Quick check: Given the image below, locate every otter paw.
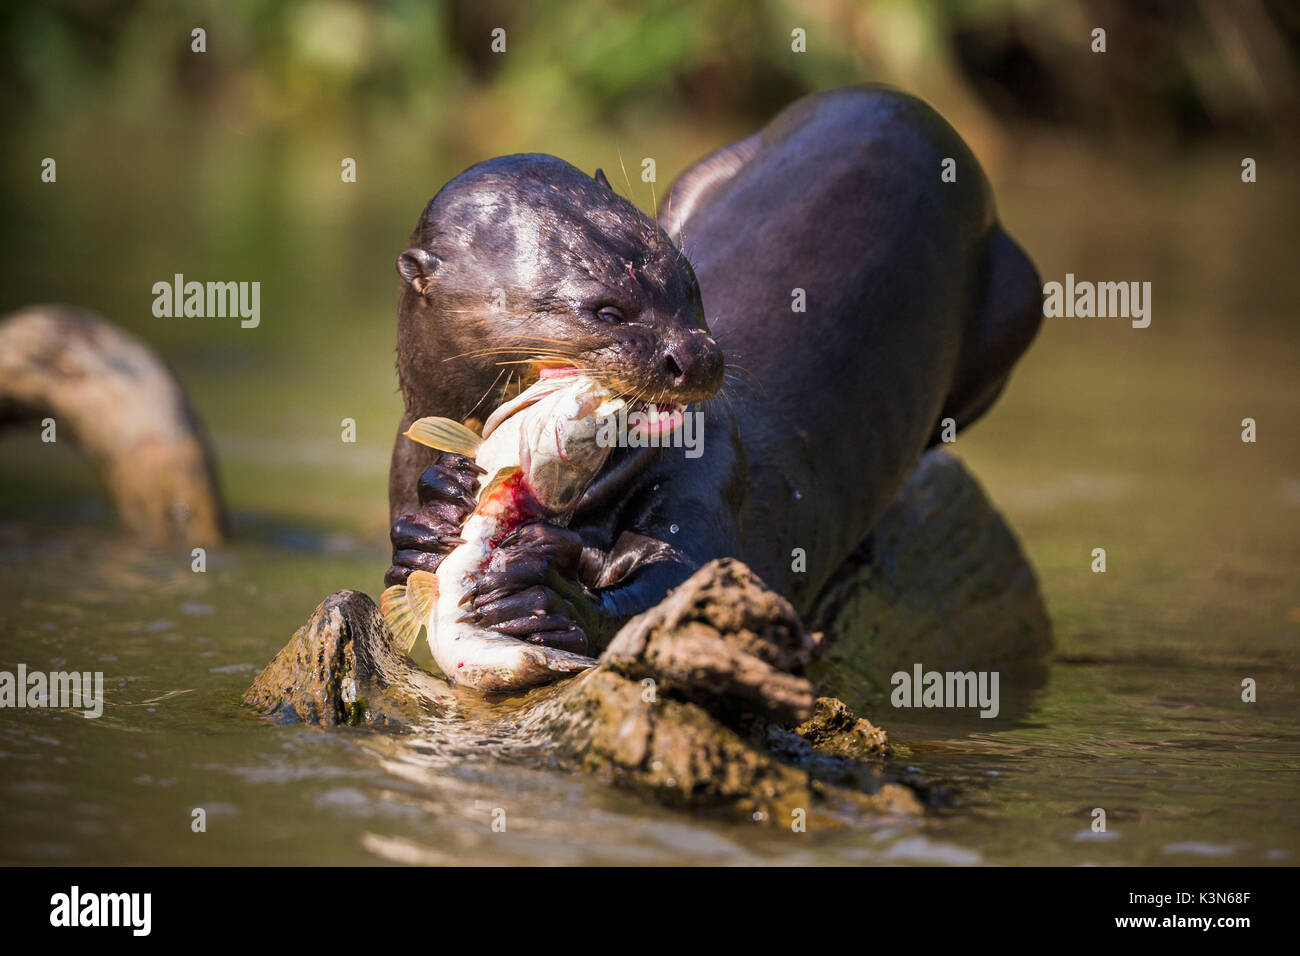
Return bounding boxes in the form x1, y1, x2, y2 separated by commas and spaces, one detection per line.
384, 454, 484, 586
460, 522, 595, 653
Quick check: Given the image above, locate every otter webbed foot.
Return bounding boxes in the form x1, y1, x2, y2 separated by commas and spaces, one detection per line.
384, 454, 485, 587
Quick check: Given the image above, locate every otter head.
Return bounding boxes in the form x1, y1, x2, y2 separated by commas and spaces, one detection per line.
397, 154, 724, 424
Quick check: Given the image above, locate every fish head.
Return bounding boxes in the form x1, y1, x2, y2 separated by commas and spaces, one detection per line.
517, 378, 624, 516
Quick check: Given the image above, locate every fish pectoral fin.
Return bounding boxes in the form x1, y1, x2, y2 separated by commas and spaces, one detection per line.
404, 417, 483, 457
480, 465, 521, 501
380, 584, 423, 653
406, 571, 440, 621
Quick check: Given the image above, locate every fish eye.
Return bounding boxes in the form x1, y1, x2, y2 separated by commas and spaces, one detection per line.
595, 306, 624, 324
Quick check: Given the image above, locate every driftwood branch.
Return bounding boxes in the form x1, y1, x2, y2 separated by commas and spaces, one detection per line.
0, 304, 223, 544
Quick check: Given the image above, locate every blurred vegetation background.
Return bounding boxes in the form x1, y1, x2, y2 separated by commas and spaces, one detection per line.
1, 0, 1297, 557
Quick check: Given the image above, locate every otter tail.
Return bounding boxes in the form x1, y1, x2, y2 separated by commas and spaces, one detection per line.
932, 226, 1044, 442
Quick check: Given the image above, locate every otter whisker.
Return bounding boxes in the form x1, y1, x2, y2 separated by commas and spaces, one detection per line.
449, 342, 582, 355
445, 351, 566, 362
616, 147, 635, 200
724, 363, 762, 389
492, 357, 580, 367
465, 366, 508, 421
721, 371, 761, 401
443, 347, 581, 363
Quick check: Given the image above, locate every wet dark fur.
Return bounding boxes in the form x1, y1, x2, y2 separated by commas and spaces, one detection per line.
393, 154, 722, 436
388, 86, 1042, 653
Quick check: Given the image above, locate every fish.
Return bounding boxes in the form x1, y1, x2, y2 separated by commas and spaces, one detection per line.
380, 372, 627, 693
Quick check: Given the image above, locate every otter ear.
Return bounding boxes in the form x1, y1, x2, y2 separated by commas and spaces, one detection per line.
397, 248, 440, 297
594, 168, 613, 191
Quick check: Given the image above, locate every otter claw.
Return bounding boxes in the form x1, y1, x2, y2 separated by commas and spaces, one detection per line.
496, 527, 524, 548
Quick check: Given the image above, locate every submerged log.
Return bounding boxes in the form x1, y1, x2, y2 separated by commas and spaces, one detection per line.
0, 305, 223, 544
242, 588, 455, 728
809, 448, 1052, 715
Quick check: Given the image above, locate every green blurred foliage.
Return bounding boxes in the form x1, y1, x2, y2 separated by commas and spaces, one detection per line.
4, 0, 1296, 145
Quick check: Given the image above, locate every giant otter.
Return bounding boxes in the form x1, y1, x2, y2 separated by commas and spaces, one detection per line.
386, 86, 1042, 659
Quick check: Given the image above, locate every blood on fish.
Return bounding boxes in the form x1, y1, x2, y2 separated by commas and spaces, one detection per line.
480, 470, 542, 548
387, 374, 610, 693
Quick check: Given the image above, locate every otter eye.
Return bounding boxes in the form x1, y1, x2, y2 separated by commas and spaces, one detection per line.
596, 306, 624, 324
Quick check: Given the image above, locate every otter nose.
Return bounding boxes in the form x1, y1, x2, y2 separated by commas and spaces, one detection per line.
662, 328, 724, 399
662, 348, 685, 385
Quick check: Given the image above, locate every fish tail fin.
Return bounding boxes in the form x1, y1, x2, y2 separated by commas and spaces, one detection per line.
404, 417, 483, 457
525, 646, 598, 675
406, 570, 440, 620
380, 584, 423, 653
